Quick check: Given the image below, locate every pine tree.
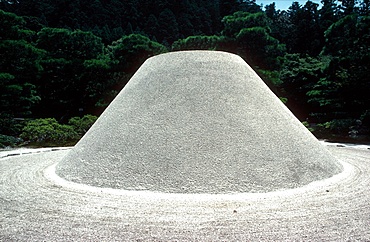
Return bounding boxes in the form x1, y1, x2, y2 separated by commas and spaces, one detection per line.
265, 3, 278, 20
338, 0, 359, 16
158, 8, 180, 44
144, 14, 159, 40
219, 0, 240, 17
319, 0, 339, 31
359, 0, 370, 15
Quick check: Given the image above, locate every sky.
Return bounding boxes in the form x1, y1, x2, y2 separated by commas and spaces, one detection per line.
255, 0, 323, 10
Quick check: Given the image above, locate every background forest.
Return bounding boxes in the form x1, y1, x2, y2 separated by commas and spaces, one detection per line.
1, 0, 369, 147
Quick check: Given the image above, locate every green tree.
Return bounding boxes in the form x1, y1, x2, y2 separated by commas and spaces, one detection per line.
0, 0, 55, 26
279, 54, 328, 120
172, 35, 233, 51
309, 14, 370, 126
192, 6, 214, 35
111, 27, 125, 42
359, 0, 370, 15
80, 57, 116, 108
0, 10, 43, 135
35, 27, 111, 117
36, 28, 104, 60
222, 11, 269, 38
0, 72, 40, 135
144, 14, 160, 40
338, 0, 359, 16
158, 8, 180, 44
0, 9, 33, 40
286, 1, 302, 53
268, 10, 292, 46
240, 0, 261, 13
109, 34, 167, 73
0, 41, 42, 115
300, 1, 321, 55
321, 14, 361, 56
319, 0, 339, 31
285, 1, 322, 55
221, 11, 285, 69
219, 0, 241, 17
236, 26, 285, 69
265, 2, 278, 21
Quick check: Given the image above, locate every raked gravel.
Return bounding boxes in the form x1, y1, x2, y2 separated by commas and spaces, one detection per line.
0, 143, 369, 241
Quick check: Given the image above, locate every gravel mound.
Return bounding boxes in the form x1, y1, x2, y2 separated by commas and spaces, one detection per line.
56, 51, 342, 193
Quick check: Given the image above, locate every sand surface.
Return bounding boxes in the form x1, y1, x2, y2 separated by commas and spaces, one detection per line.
0, 144, 369, 241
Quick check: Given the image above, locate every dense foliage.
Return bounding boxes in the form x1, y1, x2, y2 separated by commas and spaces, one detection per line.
1, 0, 369, 146
19, 115, 97, 146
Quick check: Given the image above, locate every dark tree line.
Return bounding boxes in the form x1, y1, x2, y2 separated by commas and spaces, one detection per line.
1, 0, 370, 145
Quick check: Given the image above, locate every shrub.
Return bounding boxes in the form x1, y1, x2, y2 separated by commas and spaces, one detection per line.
20, 118, 78, 144
279, 97, 288, 104
19, 115, 98, 146
68, 114, 97, 135
0, 134, 22, 148
0, 113, 25, 136
301, 121, 314, 132
317, 119, 357, 133
360, 110, 370, 127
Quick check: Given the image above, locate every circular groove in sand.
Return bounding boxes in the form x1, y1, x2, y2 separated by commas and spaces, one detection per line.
0, 144, 369, 240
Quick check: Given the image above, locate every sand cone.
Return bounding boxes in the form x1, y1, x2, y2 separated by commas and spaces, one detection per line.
56, 51, 342, 193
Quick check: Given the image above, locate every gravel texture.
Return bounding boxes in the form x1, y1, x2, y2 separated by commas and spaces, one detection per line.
56, 51, 342, 193
0, 144, 369, 241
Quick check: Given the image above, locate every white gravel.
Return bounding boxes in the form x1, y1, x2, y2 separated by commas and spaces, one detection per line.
56, 51, 342, 193
0, 144, 369, 241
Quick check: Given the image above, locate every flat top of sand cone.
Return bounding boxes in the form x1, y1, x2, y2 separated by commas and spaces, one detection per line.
56, 51, 342, 193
